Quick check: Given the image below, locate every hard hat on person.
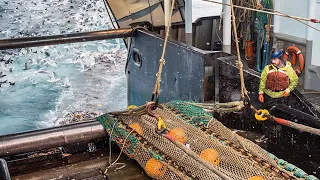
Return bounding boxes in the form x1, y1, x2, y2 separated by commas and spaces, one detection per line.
271, 49, 283, 59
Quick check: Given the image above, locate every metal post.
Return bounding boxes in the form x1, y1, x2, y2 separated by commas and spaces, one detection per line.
273, 0, 280, 34
223, 0, 231, 54
0, 121, 106, 157
0, 28, 133, 50
164, 0, 171, 34
185, 0, 193, 45
304, 0, 316, 90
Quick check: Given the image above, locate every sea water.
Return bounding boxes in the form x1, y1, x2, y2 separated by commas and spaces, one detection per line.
0, 0, 221, 135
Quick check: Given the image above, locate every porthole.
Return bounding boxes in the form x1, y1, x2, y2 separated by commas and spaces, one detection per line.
132, 49, 142, 68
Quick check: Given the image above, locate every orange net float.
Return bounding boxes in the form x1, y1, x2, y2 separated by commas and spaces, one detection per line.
167, 127, 188, 144
248, 176, 264, 180
200, 148, 220, 166
145, 158, 167, 178
129, 123, 144, 136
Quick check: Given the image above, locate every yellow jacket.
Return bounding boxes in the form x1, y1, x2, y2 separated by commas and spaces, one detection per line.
259, 62, 298, 98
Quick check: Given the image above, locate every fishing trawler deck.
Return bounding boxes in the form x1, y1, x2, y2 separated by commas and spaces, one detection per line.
300, 89, 320, 111
1, 0, 320, 179
10, 149, 150, 180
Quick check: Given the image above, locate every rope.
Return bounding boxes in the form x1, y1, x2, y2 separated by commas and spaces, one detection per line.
251, 106, 320, 137
202, 0, 320, 23
152, 0, 176, 99
104, 120, 126, 175
202, 0, 320, 33
104, 128, 135, 174
187, 101, 245, 113
274, 117, 320, 136
230, 0, 249, 100
270, 9, 320, 33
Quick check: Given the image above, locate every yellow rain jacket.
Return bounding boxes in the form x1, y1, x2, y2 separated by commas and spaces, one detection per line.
259, 61, 298, 98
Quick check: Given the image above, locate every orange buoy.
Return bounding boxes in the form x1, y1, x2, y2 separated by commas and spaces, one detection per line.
245, 40, 254, 59
283, 46, 305, 75
167, 127, 187, 144
245, 40, 255, 68
145, 158, 167, 178
200, 148, 220, 166
74, 114, 82, 118
129, 123, 143, 136
248, 176, 264, 180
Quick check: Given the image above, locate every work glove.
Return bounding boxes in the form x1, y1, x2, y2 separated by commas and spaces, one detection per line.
258, 93, 264, 103
283, 88, 290, 97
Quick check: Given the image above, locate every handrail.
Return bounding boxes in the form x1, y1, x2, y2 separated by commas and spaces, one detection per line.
0, 121, 106, 157
0, 28, 133, 50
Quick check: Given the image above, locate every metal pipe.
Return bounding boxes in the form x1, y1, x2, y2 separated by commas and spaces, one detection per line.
273, 33, 306, 46
304, 0, 316, 90
185, 0, 192, 45
0, 28, 133, 50
273, 0, 280, 34
164, 0, 171, 25
0, 121, 106, 157
222, 0, 231, 54
164, 0, 171, 33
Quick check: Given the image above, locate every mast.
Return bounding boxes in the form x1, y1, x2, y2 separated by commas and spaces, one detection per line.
164, 0, 171, 35
223, 0, 231, 54
273, 0, 280, 34
304, 0, 317, 90
185, 0, 193, 45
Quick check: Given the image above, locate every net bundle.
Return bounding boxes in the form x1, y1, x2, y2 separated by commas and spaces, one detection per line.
97, 100, 313, 180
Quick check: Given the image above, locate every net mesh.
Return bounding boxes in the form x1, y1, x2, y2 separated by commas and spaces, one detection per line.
97, 100, 310, 180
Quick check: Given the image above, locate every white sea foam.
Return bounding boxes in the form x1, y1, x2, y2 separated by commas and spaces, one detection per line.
0, 0, 222, 135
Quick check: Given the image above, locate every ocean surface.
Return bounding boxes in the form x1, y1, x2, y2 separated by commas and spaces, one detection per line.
0, 0, 221, 135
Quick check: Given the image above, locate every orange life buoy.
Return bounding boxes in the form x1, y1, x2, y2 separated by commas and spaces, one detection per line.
283, 46, 305, 75
245, 40, 254, 59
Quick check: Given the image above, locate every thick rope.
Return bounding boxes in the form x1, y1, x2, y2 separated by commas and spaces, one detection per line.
203, 0, 320, 23
271, 9, 320, 33
204, 0, 320, 32
251, 106, 320, 137
274, 117, 320, 136
187, 101, 245, 113
230, 0, 249, 100
153, 0, 176, 97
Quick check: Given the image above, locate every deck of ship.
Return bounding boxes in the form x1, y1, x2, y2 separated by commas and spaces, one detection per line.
10, 148, 150, 180
299, 88, 320, 111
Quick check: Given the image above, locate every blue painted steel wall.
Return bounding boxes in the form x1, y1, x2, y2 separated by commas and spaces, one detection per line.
127, 30, 206, 106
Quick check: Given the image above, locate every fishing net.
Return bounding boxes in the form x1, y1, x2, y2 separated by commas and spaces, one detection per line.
97, 100, 316, 180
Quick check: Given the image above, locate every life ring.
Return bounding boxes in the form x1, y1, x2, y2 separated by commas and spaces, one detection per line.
283, 46, 305, 75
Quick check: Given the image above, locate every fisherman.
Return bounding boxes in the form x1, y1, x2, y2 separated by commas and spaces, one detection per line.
258, 49, 298, 107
